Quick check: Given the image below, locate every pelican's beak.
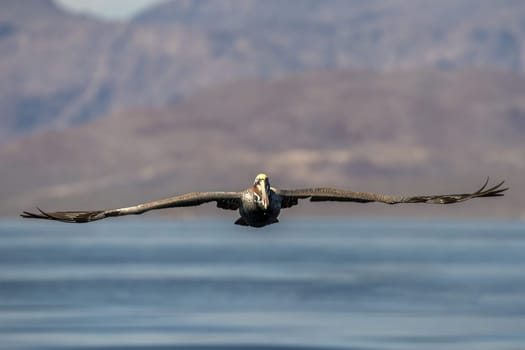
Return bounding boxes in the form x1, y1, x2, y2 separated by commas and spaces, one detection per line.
260, 181, 269, 210
254, 173, 270, 210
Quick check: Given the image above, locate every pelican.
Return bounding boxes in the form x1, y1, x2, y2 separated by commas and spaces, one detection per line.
21, 174, 507, 227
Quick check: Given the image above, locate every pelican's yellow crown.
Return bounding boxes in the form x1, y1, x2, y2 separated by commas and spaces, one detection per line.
255, 173, 268, 182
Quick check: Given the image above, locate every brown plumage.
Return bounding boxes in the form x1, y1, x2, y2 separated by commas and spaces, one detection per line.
21, 174, 507, 228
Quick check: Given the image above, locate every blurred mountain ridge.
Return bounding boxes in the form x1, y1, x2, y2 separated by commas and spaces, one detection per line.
2, 0, 525, 141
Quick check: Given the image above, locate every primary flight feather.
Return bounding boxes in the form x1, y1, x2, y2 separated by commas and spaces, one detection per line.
21, 174, 507, 227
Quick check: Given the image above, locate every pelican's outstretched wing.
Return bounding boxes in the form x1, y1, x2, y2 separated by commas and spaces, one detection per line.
275, 179, 507, 208
21, 191, 242, 223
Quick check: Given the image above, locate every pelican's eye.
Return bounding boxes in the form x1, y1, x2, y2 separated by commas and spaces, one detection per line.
254, 193, 261, 201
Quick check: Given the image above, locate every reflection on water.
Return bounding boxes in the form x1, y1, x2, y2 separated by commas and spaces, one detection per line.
0, 219, 524, 350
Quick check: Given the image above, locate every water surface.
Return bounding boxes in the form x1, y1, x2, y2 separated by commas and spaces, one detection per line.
0, 219, 524, 350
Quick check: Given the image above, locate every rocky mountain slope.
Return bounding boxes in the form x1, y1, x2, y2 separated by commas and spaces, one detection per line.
2, 0, 525, 142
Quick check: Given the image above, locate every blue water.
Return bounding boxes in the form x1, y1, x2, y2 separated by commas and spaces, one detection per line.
0, 219, 524, 350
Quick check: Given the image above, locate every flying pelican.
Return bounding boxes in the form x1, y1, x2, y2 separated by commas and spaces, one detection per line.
21, 174, 507, 227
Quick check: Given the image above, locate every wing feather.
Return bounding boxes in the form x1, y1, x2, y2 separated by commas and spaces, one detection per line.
21, 191, 242, 223
275, 179, 507, 208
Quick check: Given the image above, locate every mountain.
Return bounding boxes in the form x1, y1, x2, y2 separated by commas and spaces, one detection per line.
2, 70, 523, 219
2, 0, 525, 142
1, 0, 65, 20
135, 0, 525, 72
0, 0, 114, 141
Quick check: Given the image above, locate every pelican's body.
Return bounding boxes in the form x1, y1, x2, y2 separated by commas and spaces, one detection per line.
22, 173, 507, 228
238, 176, 281, 226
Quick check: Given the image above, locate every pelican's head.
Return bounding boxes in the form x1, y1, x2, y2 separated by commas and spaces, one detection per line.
253, 173, 270, 210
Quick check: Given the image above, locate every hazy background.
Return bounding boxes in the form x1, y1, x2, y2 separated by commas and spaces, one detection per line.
1, 0, 524, 220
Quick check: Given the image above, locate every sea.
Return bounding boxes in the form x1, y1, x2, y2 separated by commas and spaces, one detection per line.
0, 219, 524, 350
